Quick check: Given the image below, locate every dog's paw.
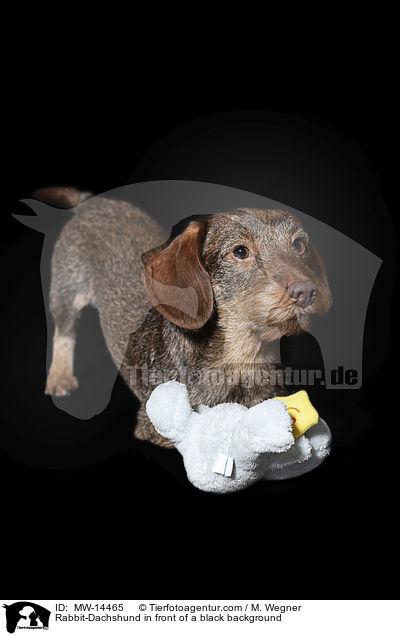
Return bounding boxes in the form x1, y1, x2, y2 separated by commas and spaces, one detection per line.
243, 399, 294, 452
45, 373, 79, 397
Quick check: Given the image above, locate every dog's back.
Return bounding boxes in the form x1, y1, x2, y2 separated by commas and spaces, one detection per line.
42, 188, 166, 397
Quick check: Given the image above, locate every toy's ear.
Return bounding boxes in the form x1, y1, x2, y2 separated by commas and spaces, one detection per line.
142, 218, 213, 329
146, 380, 192, 444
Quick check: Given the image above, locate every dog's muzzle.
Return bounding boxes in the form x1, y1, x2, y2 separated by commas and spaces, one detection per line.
287, 279, 317, 308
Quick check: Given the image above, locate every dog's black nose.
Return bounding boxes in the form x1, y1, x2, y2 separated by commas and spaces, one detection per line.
287, 280, 317, 308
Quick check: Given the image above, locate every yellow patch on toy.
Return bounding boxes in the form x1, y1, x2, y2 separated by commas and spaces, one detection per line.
273, 390, 319, 439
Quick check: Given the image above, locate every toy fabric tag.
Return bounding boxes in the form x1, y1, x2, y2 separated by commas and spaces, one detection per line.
212, 453, 234, 477
273, 390, 319, 439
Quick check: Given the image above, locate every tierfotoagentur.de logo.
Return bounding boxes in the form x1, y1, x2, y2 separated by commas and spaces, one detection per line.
2, 603, 51, 633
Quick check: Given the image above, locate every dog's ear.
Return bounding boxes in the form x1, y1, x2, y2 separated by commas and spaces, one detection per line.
142, 219, 213, 329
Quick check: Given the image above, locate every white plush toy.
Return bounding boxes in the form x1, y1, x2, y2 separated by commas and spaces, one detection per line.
146, 381, 331, 493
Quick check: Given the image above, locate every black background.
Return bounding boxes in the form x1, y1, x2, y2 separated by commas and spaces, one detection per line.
1, 75, 398, 601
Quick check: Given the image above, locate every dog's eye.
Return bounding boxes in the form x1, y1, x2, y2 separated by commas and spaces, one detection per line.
292, 238, 306, 255
232, 245, 250, 260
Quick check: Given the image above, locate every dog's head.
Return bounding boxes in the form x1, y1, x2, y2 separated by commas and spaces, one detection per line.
142, 209, 332, 340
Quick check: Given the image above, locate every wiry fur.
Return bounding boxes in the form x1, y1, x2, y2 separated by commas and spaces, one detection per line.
43, 189, 332, 448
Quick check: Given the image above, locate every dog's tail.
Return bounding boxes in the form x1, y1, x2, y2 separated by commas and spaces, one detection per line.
33, 186, 92, 209
14, 186, 92, 233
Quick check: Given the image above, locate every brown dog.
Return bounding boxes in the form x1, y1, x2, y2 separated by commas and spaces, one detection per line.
41, 187, 332, 448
